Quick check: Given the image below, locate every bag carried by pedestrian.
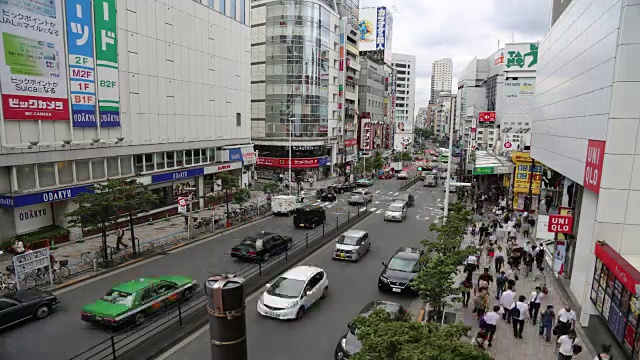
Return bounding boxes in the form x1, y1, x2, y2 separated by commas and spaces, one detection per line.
510, 306, 520, 319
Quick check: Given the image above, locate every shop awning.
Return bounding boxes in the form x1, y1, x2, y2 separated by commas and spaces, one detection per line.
596, 242, 640, 294
472, 151, 514, 175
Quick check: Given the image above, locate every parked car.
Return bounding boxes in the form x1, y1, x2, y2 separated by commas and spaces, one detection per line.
355, 178, 374, 187
394, 193, 415, 207
257, 266, 328, 320
332, 230, 371, 262
334, 300, 407, 359
348, 189, 373, 205
0, 289, 59, 330
321, 190, 337, 202
396, 171, 408, 180
378, 247, 423, 295
294, 205, 326, 228
383, 202, 408, 222
423, 174, 438, 187
81, 276, 197, 329
230, 231, 293, 262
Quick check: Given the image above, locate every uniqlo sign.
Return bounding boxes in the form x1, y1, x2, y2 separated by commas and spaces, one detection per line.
584, 140, 606, 194
548, 215, 574, 233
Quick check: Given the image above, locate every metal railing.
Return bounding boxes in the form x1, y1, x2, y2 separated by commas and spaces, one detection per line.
69, 205, 372, 360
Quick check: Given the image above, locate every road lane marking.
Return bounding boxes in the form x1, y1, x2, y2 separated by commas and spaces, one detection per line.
322, 202, 331, 207
312, 201, 321, 205
388, 192, 393, 195
376, 190, 381, 194
360, 207, 367, 212
393, 192, 399, 196
369, 207, 376, 212
376, 209, 383, 214
325, 204, 334, 208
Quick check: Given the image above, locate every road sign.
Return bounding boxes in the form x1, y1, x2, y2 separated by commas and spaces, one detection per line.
178, 197, 188, 214
504, 141, 512, 149
13, 248, 52, 290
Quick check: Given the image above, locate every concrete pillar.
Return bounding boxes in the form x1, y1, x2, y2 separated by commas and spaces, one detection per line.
198, 175, 205, 209
206, 274, 247, 360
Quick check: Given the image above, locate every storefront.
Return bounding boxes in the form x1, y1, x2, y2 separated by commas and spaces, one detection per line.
511, 151, 542, 212
471, 150, 514, 196
256, 156, 332, 179
591, 242, 640, 359
223, 145, 256, 187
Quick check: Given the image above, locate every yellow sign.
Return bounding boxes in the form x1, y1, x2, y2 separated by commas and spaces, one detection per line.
511, 151, 534, 163
503, 174, 511, 187
514, 160, 542, 194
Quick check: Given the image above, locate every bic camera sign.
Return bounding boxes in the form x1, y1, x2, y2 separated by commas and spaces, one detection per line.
505, 43, 538, 70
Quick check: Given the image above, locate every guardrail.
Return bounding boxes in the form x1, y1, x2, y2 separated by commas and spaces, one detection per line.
68, 205, 373, 360
399, 176, 422, 191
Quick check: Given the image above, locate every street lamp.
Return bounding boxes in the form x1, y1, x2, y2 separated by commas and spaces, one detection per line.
443, 111, 455, 219
288, 118, 294, 196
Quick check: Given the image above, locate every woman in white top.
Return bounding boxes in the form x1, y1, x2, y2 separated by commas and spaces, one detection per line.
557, 305, 577, 336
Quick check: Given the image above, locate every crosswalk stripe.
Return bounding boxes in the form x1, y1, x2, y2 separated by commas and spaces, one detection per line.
376, 209, 383, 214
312, 201, 321, 205
369, 207, 377, 212
388, 192, 393, 195
325, 203, 334, 208
322, 202, 330, 207
360, 207, 367, 212
393, 192, 399, 196
376, 190, 381, 194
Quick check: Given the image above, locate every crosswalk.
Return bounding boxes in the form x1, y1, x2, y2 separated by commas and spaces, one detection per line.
308, 200, 386, 214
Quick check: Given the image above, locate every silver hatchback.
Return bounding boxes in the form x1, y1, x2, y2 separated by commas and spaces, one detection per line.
332, 230, 371, 262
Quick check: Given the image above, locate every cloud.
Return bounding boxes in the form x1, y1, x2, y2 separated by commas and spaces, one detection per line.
360, 0, 552, 115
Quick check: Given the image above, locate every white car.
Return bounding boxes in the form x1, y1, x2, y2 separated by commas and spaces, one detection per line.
396, 171, 408, 180
348, 189, 373, 205
257, 266, 328, 320
384, 202, 408, 222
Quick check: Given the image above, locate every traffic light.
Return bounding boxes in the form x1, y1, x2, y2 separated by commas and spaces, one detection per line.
417, 167, 423, 171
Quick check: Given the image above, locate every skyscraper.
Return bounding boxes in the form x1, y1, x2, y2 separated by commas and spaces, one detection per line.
392, 53, 416, 150
430, 58, 453, 103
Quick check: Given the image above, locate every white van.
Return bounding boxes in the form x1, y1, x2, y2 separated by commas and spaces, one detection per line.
271, 195, 302, 216
423, 174, 437, 187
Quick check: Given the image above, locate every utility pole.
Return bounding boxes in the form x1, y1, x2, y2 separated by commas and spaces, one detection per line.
207, 274, 247, 360
443, 114, 455, 219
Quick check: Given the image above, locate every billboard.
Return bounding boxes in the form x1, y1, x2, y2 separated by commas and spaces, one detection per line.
94, 0, 120, 127
0, 0, 70, 121
504, 78, 535, 99
372, 123, 383, 149
494, 50, 505, 66
358, 7, 388, 52
360, 118, 372, 150
479, 111, 496, 123
67, 0, 98, 127
396, 121, 413, 134
504, 42, 539, 72
394, 134, 413, 151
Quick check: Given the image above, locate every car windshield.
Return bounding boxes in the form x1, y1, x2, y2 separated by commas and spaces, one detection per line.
351, 192, 363, 197
387, 205, 403, 212
241, 237, 257, 246
338, 235, 360, 246
102, 290, 135, 307
387, 258, 420, 273
266, 277, 305, 299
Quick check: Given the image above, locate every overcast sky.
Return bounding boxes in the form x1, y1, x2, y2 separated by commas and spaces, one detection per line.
359, 0, 553, 114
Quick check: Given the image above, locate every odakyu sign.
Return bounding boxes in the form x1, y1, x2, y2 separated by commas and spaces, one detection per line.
0, 185, 94, 208
13, 203, 54, 235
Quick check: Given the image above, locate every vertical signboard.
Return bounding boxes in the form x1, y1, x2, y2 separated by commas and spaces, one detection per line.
584, 139, 606, 194
93, 0, 120, 127
66, 0, 97, 127
376, 7, 386, 51
0, 0, 70, 121
360, 118, 372, 150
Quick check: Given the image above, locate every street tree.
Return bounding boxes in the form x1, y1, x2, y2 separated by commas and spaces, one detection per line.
111, 179, 157, 256
205, 172, 239, 228
262, 181, 281, 195
370, 151, 385, 174
351, 308, 492, 360
233, 187, 252, 205
66, 183, 121, 263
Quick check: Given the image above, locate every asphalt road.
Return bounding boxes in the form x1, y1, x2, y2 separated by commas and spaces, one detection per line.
0, 179, 407, 360
160, 179, 453, 360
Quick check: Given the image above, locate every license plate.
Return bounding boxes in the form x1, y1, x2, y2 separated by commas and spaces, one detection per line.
340, 253, 346, 259
265, 310, 274, 317
299, 224, 304, 227
392, 288, 401, 293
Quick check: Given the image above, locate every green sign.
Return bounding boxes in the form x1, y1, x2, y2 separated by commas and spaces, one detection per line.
473, 167, 495, 175
94, 0, 120, 127
506, 43, 538, 69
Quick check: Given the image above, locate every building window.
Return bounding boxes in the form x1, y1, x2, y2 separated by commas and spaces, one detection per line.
16, 165, 36, 191
208, 0, 214, 8
236, 113, 241, 127
185, 150, 193, 166
166, 152, 175, 168
38, 163, 56, 188
107, 157, 120, 177
155, 153, 166, 170
231, 0, 236, 18
240, 0, 245, 24
91, 158, 106, 180
134, 155, 144, 174
176, 151, 184, 167
219, 0, 225, 15
120, 156, 133, 175
57, 161, 74, 185
193, 149, 202, 164
145, 154, 154, 172
76, 159, 91, 182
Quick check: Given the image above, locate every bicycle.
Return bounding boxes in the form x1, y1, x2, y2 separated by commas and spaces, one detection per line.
0, 272, 17, 293
81, 245, 115, 264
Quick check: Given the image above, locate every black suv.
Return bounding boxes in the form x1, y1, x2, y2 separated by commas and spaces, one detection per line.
378, 247, 423, 295
230, 231, 293, 262
394, 193, 415, 207
334, 301, 407, 359
293, 205, 326, 228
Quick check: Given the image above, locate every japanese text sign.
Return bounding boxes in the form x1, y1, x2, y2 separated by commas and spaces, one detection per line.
0, 0, 70, 121
66, 0, 97, 127
548, 214, 574, 233
584, 140, 606, 194
478, 111, 496, 123
376, 7, 386, 50
93, 0, 120, 127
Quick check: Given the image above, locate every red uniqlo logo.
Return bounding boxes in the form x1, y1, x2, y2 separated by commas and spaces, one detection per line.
584, 139, 606, 194
548, 215, 574, 233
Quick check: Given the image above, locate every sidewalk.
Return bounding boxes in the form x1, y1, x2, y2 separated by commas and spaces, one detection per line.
0, 191, 268, 274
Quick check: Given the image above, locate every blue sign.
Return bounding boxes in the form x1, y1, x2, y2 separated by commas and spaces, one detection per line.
228, 148, 244, 164
376, 7, 386, 51
66, 0, 98, 128
0, 185, 94, 208
151, 168, 205, 184
319, 157, 331, 166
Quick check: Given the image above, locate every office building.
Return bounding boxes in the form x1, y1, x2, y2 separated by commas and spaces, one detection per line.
392, 53, 416, 150
0, 0, 252, 238
430, 58, 453, 104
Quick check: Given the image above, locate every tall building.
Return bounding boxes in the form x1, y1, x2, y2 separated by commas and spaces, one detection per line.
250, 0, 341, 178
415, 107, 429, 128
0, 0, 252, 238
392, 53, 416, 150
531, 1, 640, 358
551, 0, 573, 26
430, 58, 453, 104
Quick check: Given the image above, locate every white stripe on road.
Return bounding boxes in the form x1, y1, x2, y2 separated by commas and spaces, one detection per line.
369, 207, 377, 212
312, 201, 322, 205
325, 203, 334, 208
360, 207, 367, 212
376, 190, 381, 194
374, 201, 380, 204
321, 202, 331, 207
376, 209, 383, 214
393, 192, 399, 196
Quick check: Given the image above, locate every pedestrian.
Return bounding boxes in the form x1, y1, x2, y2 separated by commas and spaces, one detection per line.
594, 344, 613, 359
522, 221, 531, 239
477, 268, 494, 292
473, 288, 489, 318
481, 305, 501, 347
13, 239, 25, 255
539, 304, 556, 342
557, 330, 578, 360
511, 295, 529, 339
460, 274, 473, 308
496, 271, 507, 300
471, 330, 488, 349
115, 227, 128, 250
500, 285, 517, 324
535, 244, 545, 271
529, 286, 545, 325
545, 193, 553, 213
556, 305, 577, 337
495, 246, 505, 273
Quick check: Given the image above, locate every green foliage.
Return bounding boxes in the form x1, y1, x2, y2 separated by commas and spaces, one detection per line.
110, 178, 157, 255
392, 151, 413, 162
351, 308, 492, 360
262, 181, 281, 195
415, 127, 434, 140
370, 151, 385, 172
233, 187, 252, 204
1, 225, 70, 251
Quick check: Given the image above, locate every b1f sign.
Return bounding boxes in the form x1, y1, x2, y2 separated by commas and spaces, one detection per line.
548, 214, 574, 234
584, 140, 606, 194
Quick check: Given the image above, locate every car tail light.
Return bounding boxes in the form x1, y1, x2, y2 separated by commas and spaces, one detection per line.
104, 318, 118, 324
247, 251, 257, 256
231, 249, 239, 252
81, 312, 91, 317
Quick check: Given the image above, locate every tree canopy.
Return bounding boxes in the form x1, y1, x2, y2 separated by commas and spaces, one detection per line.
110, 179, 157, 255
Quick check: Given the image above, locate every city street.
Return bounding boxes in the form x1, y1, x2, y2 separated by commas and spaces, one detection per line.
0, 178, 416, 360
158, 179, 449, 360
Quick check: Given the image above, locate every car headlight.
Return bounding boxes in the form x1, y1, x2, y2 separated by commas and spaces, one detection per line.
259, 293, 265, 304
340, 337, 347, 349
285, 300, 299, 309
379, 275, 389, 283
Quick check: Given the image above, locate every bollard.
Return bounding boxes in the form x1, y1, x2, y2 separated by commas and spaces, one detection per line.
258, 262, 262, 277
110, 336, 117, 360
322, 224, 325, 238
347, 210, 350, 223
93, 259, 98, 272
336, 216, 339, 229
206, 274, 247, 360
305, 233, 309, 248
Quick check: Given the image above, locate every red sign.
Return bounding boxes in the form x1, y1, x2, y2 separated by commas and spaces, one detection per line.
217, 165, 231, 171
584, 139, 606, 194
256, 157, 326, 168
344, 138, 357, 146
548, 215, 574, 233
478, 112, 496, 123
595, 242, 640, 294
3, 94, 70, 121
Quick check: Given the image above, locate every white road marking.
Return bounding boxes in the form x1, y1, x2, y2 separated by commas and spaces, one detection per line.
393, 192, 399, 196
322, 202, 331, 207
437, 198, 441, 202
376, 190, 381, 194
360, 207, 367, 212
325, 203, 334, 208
388, 192, 393, 195
374, 201, 381, 204
376, 209, 384, 214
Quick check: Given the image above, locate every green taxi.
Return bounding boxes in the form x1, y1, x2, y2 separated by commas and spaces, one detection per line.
81, 276, 197, 328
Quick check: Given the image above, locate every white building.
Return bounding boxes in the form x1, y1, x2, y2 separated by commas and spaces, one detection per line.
392, 53, 416, 150
531, 0, 640, 357
0, 0, 252, 238
430, 58, 453, 104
